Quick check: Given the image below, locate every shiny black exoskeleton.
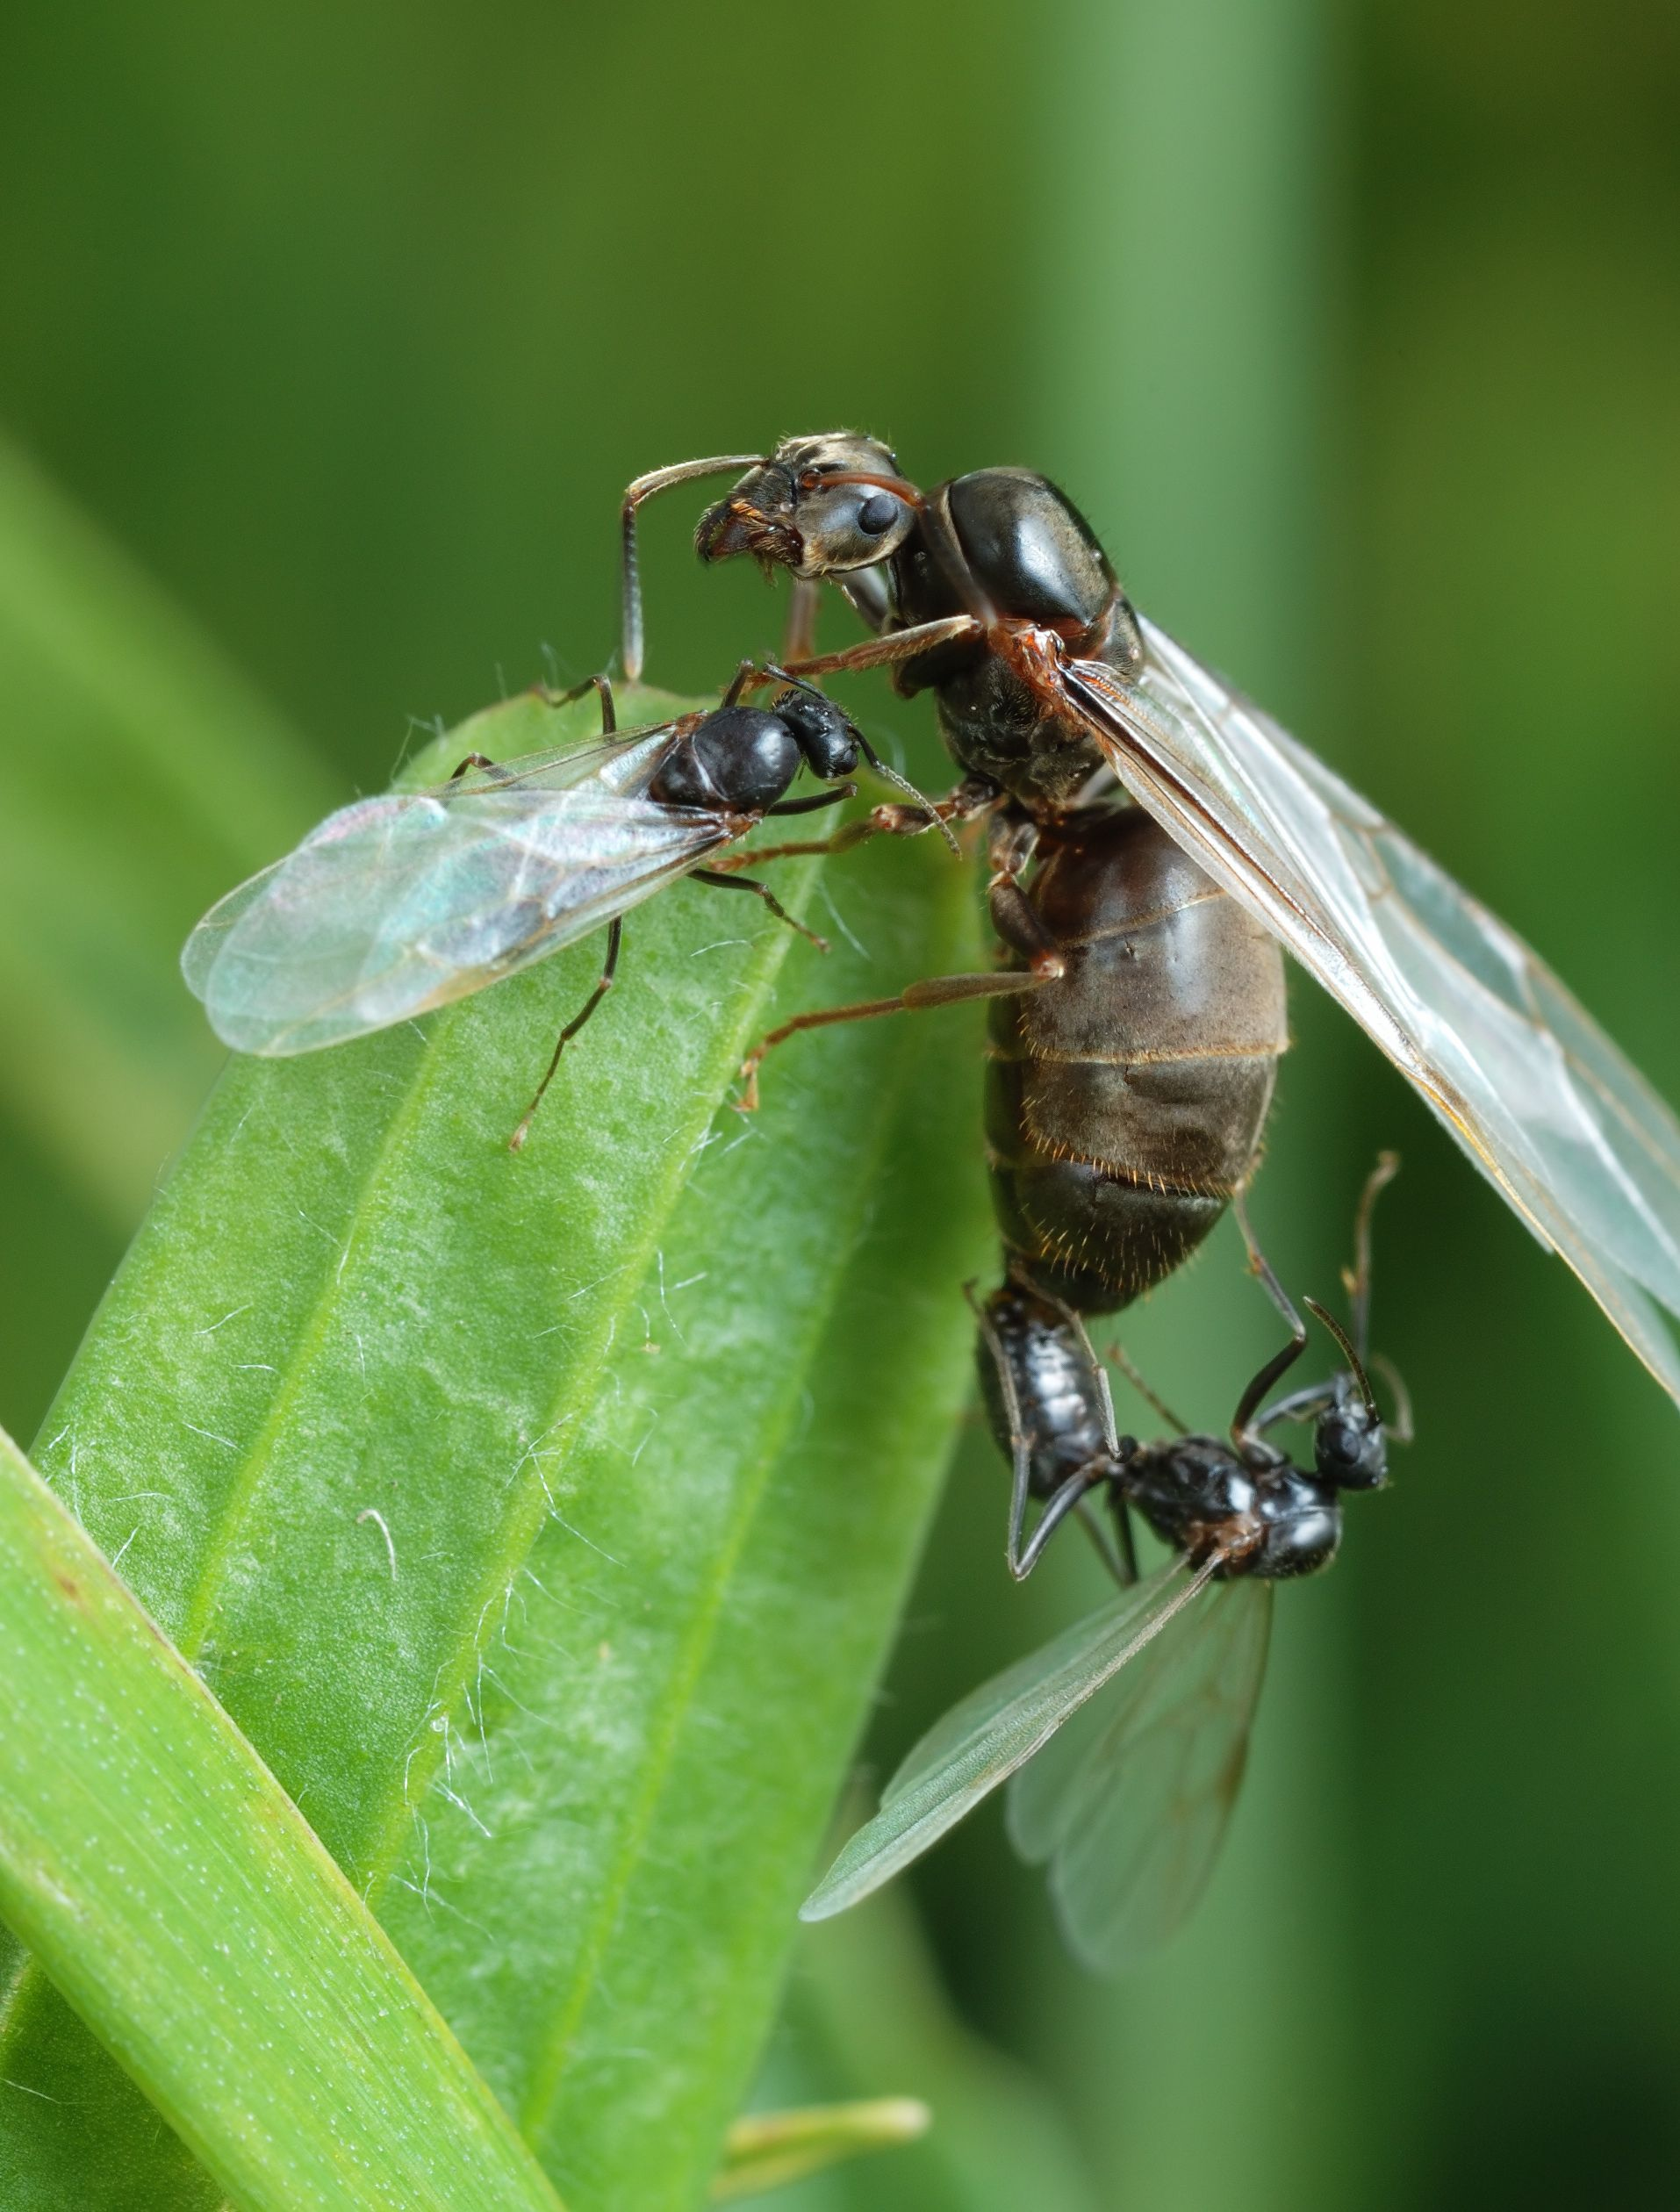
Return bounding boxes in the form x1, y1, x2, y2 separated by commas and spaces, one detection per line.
691, 433, 1143, 807
973, 1160, 1403, 1584
647, 691, 861, 815
1124, 1434, 1346, 1582
456, 668, 891, 1153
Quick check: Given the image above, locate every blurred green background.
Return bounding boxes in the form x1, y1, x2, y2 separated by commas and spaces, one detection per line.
2, 0, 1678, 2205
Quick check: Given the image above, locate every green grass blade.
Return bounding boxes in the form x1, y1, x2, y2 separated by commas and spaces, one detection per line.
713, 2101, 930, 2201
0, 433, 334, 1227
0, 1423, 563, 2212
3, 685, 991, 2207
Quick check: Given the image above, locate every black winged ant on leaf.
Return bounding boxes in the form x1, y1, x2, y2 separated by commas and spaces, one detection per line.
802, 1160, 1408, 1975
181, 663, 948, 1146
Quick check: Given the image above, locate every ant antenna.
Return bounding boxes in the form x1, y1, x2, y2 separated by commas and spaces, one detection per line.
761, 664, 960, 855
1230, 1187, 1310, 1446
1302, 1296, 1380, 1422
1105, 1338, 1188, 1437
1373, 1354, 1415, 1447
1339, 1151, 1409, 1433
620, 453, 766, 683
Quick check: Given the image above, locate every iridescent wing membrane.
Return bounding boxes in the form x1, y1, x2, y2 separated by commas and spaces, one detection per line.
801, 1555, 1232, 1935
183, 722, 732, 1056
1059, 618, 1680, 1403
1006, 1576, 1270, 1974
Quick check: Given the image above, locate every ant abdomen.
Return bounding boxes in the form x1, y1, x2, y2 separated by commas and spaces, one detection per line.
986, 807, 1288, 1311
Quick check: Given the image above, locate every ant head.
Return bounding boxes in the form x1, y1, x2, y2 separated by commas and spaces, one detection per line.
1300, 1300, 1390, 1490
1304, 1153, 1405, 1490
1312, 1380, 1389, 1490
768, 674, 862, 780
695, 434, 919, 578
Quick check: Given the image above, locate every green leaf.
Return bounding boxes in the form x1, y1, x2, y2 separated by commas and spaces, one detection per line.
0, 432, 334, 1226
713, 2100, 930, 2202
0, 1422, 564, 2211
3, 683, 992, 2207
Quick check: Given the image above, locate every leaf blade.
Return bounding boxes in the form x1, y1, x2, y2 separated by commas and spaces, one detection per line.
0, 1424, 564, 2212
4, 679, 993, 2208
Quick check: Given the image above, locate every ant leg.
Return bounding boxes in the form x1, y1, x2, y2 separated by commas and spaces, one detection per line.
782, 578, 822, 663
707, 816, 882, 868
760, 613, 988, 686
621, 453, 765, 682
1253, 1378, 1338, 1436
1106, 1339, 1189, 1436
984, 812, 1069, 975
1230, 1189, 1310, 1447
1024, 1279, 1124, 1457
853, 772, 998, 845
707, 771, 987, 866
1012, 1471, 1102, 1580
970, 1284, 1038, 1578
1075, 1496, 1138, 1586
691, 867, 829, 951
720, 657, 758, 708
763, 786, 855, 821
1115, 1497, 1139, 1583
539, 672, 618, 732
1346, 1150, 1400, 1358
1373, 1354, 1415, 1447
1260, 1155, 1404, 1434
507, 916, 623, 1153
736, 964, 1055, 1113
452, 675, 617, 788
447, 750, 510, 786
840, 732, 958, 854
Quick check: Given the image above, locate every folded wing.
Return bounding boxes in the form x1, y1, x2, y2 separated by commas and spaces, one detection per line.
1007, 1576, 1271, 1973
182, 777, 729, 1056
801, 1555, 1217, 1922
1061, 619, 1680, 1403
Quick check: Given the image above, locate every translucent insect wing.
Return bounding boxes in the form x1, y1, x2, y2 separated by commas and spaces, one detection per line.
424, 722, 682, 801
1007, 1576, 1272, 1974
1063, 620, 1680, 1404
801, 1557, 1215, 1922
182, 780, 729, 1056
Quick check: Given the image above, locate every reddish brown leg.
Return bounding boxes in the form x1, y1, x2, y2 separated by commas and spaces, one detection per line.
781, 577, 823, 663
738, 613, 987, 688
707, 775, 998, 874
508, 914, 624, 1153
621, 453, 765, 681
537, 672, 618, 731
736, 961, 1059, 1113
692, 867, 829, 950
705, 816, 886, 872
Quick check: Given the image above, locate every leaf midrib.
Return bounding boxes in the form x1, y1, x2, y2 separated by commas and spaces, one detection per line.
514, 978, 921, 2151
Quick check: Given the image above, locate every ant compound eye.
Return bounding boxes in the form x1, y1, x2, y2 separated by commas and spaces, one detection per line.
857, 493, 900, 537
1317, 1407, 1387, 1490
